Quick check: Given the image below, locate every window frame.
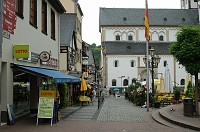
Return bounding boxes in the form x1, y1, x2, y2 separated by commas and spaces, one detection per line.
30, 0, 37, 28
123, 79, 129, 86
116, 35, 120, 40
41, 0, 47, 35
128, 35, 133, 41
180, 79, 185, 85
112, 79, 117, 86
130, 60, 135, 67
114, 60, 119, 67
51, 9, 55, 40
164, 61, 167, 67
159, 35, 164, 41
16, 0, 24, 19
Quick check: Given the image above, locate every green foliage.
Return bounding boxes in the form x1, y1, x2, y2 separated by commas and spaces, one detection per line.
58, 83, 68, 108
185, 81, 195, 98
170, 26, 200, 75
90, 43, 101, 67
174, 89, 181, 101
128, 82, 146, 106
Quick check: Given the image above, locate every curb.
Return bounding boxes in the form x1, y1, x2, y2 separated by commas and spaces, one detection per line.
159, 107, 200, 131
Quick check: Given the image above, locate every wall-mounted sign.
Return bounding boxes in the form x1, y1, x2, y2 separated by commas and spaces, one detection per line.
41, 57, 58, 67
3, 30, 10, 39
14, 45, 29, 58
3, 0, 16, 34
40, 51, 50, 62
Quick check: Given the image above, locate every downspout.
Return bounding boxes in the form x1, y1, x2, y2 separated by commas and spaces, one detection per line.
58, 13, 60, 70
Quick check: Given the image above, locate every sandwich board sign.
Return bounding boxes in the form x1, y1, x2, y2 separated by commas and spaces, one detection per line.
37, 90, 54, 126
7, 104, 16, 125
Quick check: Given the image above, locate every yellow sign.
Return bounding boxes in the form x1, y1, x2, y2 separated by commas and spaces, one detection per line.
39, 90, 55, 98
37, 97, 54, 118
14, 45, 29, 58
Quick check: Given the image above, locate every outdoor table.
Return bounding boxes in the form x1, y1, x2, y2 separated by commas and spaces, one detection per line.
79, 96, 91, 105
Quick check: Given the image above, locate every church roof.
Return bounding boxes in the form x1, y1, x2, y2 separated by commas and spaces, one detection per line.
103, 41, 171, 55
99, 8, 198, 28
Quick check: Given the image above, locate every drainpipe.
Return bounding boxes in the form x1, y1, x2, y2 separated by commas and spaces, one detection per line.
0, 0, 3, 125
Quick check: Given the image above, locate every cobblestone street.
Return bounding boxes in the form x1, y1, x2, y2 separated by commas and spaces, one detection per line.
1, 95, 195, 132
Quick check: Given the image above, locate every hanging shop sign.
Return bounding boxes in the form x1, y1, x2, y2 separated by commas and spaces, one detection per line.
14, 45, 29, 59
39, 51, 50, 62
3, 0, 16, 34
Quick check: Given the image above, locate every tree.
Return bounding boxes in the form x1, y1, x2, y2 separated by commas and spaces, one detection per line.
90, 43, 101, 67
170, 26, 200, 116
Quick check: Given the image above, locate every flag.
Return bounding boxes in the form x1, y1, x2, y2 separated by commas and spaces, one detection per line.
145, 0, 150, 41
80, 75, 87, 91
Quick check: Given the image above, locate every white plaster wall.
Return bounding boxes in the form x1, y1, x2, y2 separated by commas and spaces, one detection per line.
107, 55, 138, 87
176, 63, 187, 86
105, 27, 178, 42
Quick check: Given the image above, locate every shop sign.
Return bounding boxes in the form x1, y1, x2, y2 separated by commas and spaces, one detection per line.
31, 52, 39, 63
41, 57, 58, 67
37, 97, 54, 119
39, 90, 55, 98
14, 45, 29, 58
3, 30, 10, 39
39, 51, 50, 62
3, 0, 16, 34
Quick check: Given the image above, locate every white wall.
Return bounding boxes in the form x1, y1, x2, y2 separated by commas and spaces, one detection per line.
105, 27, 178, 42
107, 55, 138, 87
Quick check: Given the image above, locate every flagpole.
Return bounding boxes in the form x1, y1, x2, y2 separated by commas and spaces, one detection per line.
146, 41, 149, 111
144, 0, 150, 111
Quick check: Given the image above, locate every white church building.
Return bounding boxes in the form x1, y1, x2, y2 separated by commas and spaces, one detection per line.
99, 0, 199, 92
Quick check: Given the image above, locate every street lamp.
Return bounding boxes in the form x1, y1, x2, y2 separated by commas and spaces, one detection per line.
143, 47, 160, 101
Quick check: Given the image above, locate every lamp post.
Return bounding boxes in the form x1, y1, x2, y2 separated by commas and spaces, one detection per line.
143, 47, 160, 104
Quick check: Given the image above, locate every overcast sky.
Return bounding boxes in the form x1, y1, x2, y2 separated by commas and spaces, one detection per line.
78, 0, 181, 45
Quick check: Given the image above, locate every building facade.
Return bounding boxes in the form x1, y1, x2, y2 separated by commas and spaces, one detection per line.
60, 0, 83, 72
1, 0, 65, 123
99, 6, 199, 92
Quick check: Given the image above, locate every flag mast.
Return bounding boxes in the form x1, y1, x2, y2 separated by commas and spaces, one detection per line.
144, 0, 150, 111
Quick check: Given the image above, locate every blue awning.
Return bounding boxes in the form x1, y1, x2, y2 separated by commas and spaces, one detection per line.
16, 65, 80, 83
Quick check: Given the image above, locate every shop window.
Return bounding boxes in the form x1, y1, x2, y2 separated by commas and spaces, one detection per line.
42, 1, 47, 34
16, 0, 24, 19
112, 79, 116, 86
51, 9, 55, 40
30, 0, 37, 28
